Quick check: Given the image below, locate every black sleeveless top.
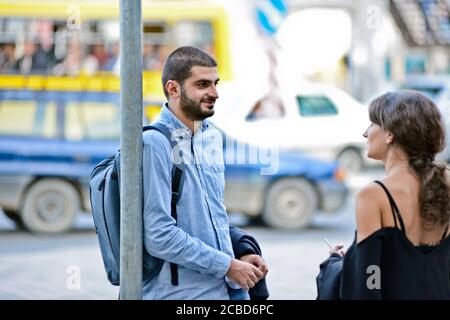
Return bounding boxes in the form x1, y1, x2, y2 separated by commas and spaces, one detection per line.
340, 180, 450, 300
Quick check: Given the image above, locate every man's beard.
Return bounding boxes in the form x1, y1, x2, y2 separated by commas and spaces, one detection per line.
180, 87, 215, 121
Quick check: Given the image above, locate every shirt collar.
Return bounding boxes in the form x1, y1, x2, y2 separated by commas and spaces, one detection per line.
160, 103, 210, 135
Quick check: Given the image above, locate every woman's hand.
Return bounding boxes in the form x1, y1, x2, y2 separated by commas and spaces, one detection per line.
329, 244, 345, 257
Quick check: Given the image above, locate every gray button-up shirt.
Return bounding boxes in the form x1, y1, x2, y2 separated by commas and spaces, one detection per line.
142, 105, 245, 299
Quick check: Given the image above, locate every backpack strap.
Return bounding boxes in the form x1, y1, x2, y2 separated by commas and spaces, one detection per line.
373, 180, 406, 234
144, 123, 182, 286
169, 166, 182, 286
143, 123, 178, 149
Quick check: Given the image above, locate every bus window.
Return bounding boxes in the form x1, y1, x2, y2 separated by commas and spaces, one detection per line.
0, 18, 61, 74
64, 101, 120, 141
0, 99, 57, 138
0, 0, 231, 100
173, 21, 214, 57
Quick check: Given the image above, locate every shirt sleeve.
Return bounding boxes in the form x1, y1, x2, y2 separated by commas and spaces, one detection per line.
142, 132, 231, 279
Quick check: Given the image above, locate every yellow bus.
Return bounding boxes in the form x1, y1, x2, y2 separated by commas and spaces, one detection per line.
0, 0, 232, 119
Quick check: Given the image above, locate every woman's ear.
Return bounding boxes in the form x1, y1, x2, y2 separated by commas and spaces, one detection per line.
165, 80, 180, 99
385, 131, 394, 145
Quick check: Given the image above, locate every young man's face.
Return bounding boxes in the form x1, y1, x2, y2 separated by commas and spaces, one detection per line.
179, 66, 219, 121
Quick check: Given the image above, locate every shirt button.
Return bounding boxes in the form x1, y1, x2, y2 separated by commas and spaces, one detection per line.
204, 192, 209, 198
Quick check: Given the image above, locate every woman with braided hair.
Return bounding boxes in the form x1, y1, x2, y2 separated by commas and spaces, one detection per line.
317, 90, 450, 299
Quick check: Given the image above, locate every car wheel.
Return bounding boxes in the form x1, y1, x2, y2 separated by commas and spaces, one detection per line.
336, 148, 363, 173
262, 178, 318, 229
20, 179, 80, 233
2, 209, 25, 229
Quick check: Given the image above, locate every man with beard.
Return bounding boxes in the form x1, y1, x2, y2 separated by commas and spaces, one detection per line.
142, 46, 267, 299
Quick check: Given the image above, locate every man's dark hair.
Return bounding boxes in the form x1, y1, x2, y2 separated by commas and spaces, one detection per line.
162, 46, 217, 99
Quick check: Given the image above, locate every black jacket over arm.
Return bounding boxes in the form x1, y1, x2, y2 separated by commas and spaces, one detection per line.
229, 225, 269, 300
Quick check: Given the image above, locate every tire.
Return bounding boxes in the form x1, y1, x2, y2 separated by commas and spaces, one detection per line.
20, 179, 80, 233
2, 209, 25, 229
336, 148, 363, 173
262, 178, 318, 229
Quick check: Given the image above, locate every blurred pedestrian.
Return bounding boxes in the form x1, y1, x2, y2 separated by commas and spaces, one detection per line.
0, 42, 16, 72
14, 38, 49, 74
104, 41, 120, 75
317, 90, 450, 299
52, 39, 83, 76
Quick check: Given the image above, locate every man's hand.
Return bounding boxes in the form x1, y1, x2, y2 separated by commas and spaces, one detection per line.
226, 259, 264, 291
239, 254, 268, 277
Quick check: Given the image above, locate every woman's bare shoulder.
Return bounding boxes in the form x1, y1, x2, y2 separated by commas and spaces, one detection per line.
355, 182, 385, 243
356, 181, 385, 201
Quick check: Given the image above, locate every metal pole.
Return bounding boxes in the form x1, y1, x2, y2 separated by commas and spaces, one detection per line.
119, 0, 143, 300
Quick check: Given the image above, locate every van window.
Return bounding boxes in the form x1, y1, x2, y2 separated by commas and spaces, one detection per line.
0, 100, 57, 137
296, 96, 338, 117
64, 101, 120, 141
